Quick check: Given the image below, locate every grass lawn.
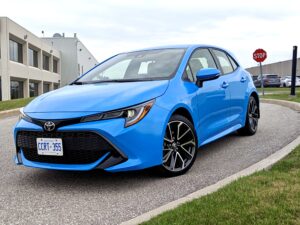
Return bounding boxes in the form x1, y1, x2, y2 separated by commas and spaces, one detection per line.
257, 87, 291, 93
259, 87, 300, 103
261, 93, 300, 103
143, 145, 300, 225
0, 97, 34, 112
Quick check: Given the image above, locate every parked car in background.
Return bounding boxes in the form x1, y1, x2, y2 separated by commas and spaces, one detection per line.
257, 74, 281, 87
252, 75, 261, 87
281, 75, 300, 87
14, 45, 260, 176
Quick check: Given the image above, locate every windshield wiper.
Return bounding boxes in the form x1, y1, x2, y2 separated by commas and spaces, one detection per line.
72, 81, 85, 85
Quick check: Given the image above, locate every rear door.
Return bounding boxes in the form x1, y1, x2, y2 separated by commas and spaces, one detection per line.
211, 49, 247, 127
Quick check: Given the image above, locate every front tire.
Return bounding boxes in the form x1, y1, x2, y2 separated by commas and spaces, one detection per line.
158, 115, 198, 177
238, 96, 259, 136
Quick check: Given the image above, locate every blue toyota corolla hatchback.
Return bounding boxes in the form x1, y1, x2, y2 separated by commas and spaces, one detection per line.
14, 45, 259, 176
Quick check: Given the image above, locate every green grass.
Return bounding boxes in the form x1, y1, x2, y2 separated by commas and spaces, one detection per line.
257, 87, 291, 93
256, 86, 300, 103
0, 97, 34, 112
143, 145, 300, 225
261, 93, 300, 103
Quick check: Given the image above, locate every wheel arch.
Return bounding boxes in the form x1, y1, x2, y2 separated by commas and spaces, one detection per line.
168, 105, 200, 144
172, 107, 194, 125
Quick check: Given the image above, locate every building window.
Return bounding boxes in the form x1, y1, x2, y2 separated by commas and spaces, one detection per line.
53, 59, 58, 73
43, 83, 50, 93
53, 83, 59, 90
28, 48, 38, 68
29, 82, 39, 97
10, 80, 24, 99
9, 39, 23, 63
43, 54, 50, 71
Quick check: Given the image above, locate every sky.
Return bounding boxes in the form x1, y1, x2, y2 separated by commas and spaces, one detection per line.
0, 0, 299, 68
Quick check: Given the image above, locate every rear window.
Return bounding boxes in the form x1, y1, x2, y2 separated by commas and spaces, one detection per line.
266, 75, 279, 78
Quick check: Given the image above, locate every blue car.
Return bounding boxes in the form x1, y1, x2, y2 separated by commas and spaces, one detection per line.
14, 45, 260, 176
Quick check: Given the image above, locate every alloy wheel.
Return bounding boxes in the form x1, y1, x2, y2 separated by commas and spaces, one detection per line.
248, 97, 259, 132
163, 120, 196, 172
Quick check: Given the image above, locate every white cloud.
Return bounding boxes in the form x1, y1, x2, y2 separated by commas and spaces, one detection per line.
0, 0, 299, 67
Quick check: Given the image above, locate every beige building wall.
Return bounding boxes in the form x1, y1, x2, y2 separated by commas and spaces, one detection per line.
0, 17, 61, 101
43, 35, 98, 86
246, 58, 300, 77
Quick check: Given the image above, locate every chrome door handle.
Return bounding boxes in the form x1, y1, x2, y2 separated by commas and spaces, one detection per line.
221, 81, 229, 88
240, 77, 246, 83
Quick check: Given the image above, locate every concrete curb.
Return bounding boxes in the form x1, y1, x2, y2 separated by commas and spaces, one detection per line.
260, 98, 300, 111
121, 100, 300, 225
0, 108, 20, 120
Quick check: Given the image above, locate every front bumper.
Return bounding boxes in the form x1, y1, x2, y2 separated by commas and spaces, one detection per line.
14, 104, 169, 172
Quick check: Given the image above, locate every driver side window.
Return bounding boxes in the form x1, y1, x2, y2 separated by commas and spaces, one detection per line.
184, 48, 218, 82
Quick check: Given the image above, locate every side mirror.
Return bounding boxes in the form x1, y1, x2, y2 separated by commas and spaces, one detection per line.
196, 68, 220, 87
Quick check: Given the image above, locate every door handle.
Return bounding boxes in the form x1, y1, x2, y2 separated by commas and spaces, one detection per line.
221, 81, 229, 88
240, 77, 246, 83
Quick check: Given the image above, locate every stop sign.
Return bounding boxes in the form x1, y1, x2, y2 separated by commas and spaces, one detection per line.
253, 49, 267, 63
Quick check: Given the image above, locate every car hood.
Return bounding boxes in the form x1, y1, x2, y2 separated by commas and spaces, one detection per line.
24, 81, 169, 115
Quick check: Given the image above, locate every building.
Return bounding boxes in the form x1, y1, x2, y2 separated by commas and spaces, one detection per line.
43, 34, 98, 86
0, 17, 61, 101
0, 17, 98, 101
246, 58, 300, 77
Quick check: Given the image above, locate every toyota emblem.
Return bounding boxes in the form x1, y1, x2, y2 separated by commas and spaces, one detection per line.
44, 121, 55, 132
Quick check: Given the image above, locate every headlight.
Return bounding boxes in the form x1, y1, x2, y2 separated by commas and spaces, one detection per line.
80, 99, 155, 127
19, 107, 33, 123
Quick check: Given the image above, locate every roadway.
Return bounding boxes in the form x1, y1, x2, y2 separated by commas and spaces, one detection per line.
0, 103, 299, 225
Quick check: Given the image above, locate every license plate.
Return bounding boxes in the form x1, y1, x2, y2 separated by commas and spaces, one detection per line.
37, 138, 63, 156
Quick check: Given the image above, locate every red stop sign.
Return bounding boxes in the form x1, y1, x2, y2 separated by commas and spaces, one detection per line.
253, 49, 267, 62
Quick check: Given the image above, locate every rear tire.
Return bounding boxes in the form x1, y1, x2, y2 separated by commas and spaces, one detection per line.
157, 114, 198, 177
238, 96, 259, 136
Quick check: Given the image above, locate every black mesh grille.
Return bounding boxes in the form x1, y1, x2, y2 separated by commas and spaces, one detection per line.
17, 131, 116, 164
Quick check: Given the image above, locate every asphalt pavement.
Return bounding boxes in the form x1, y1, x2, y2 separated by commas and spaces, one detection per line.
0, 103, 299, 225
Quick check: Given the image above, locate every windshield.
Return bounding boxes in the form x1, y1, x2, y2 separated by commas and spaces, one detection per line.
76, 48, 186, 83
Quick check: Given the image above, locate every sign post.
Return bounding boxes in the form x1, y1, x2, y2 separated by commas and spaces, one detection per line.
290, 46, 297, 96
253, 49, 267, 95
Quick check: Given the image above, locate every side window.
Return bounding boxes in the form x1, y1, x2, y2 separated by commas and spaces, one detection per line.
212, 50, 234, 74
185, 48, 217, 81
183, 65, 194, 81
228, 55, 238, 71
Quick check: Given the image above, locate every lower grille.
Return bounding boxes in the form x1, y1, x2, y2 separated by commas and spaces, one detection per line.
17, 131, 116, 164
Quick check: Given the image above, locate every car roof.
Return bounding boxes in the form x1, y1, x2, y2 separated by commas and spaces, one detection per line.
123, 44, 239, 64
126, 44, 229, 52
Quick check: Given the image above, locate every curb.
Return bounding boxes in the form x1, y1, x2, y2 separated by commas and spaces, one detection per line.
121, 100, 300, 225
0, 108, 20, 120
260, 98, 300, 111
